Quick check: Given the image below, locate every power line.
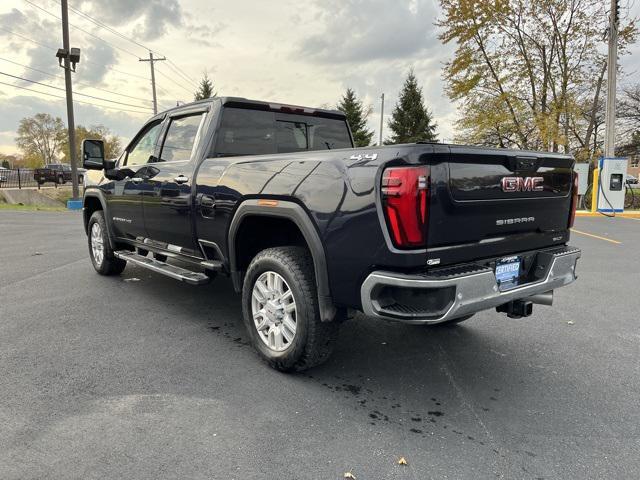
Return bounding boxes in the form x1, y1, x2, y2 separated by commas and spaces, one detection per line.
0, 26, 151, 81
64, 0, 150, 53
164, 59, 199, 88
0, 56, 151, 104
51, 0, 200, 89
0, 70, 153, 111
21, 0, 140, 59
1, 11, 196, 101
54, 0, 200, 90
155, 66, 194, 95
0, 25, 52, 50
0, 80, 151, 114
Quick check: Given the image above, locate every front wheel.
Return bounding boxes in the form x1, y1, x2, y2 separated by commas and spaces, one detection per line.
88, 210, 126, 275
241, 246, 339, 372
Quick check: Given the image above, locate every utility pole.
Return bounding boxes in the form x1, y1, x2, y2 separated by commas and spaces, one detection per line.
604, 0, 619, 158
139, 51, 166, 115
59, 0, 79, 201
379, 93, 385, 146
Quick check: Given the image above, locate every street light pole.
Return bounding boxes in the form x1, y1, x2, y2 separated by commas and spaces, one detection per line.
60, 0, 79, 201
604, 0, 619, 158
379, 93, 385, 146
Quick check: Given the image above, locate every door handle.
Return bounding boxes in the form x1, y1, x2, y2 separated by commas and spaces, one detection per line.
174, 175, 189, 184
130, 177, 144, 184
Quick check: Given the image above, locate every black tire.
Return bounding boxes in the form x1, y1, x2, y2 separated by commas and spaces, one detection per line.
87, 210, 126, 276
241, 246, 340, 372
425, 314, 474, 327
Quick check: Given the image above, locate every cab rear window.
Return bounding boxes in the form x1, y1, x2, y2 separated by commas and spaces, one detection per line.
213, 107, 352, 157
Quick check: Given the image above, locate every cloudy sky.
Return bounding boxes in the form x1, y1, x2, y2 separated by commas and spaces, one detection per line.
0, 0, 638, 155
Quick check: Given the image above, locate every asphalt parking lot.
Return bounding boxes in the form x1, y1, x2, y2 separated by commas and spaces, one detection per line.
1, 211, 638, 479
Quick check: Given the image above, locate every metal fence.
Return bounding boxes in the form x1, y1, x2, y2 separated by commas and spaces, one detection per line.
0, 168, 83, 189
0, 168, 38, 189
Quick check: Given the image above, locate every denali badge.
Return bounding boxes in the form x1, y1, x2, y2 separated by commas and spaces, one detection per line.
501, 176, 544, 192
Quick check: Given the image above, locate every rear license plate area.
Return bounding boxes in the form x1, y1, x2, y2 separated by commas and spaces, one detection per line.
495, 256, 521, 286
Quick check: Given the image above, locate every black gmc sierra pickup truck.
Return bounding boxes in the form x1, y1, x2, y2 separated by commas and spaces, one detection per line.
81, 97, 581, 371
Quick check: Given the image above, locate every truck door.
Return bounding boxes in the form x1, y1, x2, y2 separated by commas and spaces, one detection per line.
142, 110, 207, 253
107, 120, 163, 240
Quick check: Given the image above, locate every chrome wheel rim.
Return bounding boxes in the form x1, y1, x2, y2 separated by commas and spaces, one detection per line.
90, 222, 104, 266
251, 271, 297, 352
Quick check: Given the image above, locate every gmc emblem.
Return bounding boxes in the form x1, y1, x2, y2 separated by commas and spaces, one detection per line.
501, 176, 544, 192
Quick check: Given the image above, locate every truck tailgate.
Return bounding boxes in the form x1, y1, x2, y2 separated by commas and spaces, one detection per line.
427, 146, 575, 266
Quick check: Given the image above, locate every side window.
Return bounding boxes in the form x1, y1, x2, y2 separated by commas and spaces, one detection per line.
308, 121, 352, 150
159, 114, 205, 162
214, 108, 276, 156
125, 122, 162, 166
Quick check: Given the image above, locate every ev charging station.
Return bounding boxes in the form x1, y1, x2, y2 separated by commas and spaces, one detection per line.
596, 157, 628, 213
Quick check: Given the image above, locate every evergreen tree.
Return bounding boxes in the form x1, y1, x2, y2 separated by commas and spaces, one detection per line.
337, 88, 374, 147
194, 73, 215, 101
387, 70, 437, 144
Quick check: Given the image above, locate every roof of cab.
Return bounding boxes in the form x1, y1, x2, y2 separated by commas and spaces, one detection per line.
158, 96, 345, 119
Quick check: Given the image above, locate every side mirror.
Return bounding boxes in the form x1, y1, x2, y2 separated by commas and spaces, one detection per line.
82, 139, 105, 170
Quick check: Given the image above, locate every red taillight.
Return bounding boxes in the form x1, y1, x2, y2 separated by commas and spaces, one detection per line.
381, 166, 429, 248
568, 171, 579, 228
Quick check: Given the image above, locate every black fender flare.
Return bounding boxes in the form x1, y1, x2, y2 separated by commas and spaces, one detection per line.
228, 199, 336, 322
83, 189, 117, 250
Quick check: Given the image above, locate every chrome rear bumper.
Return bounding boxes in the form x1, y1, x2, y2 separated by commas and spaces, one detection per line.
360, 246, 581, 324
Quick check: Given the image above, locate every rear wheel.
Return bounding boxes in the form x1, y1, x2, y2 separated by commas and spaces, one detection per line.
88, 210, 126, 275
242, 246, 339, 372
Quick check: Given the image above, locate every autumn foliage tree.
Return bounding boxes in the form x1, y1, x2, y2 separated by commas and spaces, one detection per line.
15, 113, 66, 166
62, 125, 122, 163
438, 0, 637, 162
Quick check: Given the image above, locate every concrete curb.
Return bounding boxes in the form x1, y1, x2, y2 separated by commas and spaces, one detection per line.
576, 210, 640, 217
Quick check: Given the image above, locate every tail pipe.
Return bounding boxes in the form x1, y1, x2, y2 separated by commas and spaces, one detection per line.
527, 290, 554, 306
